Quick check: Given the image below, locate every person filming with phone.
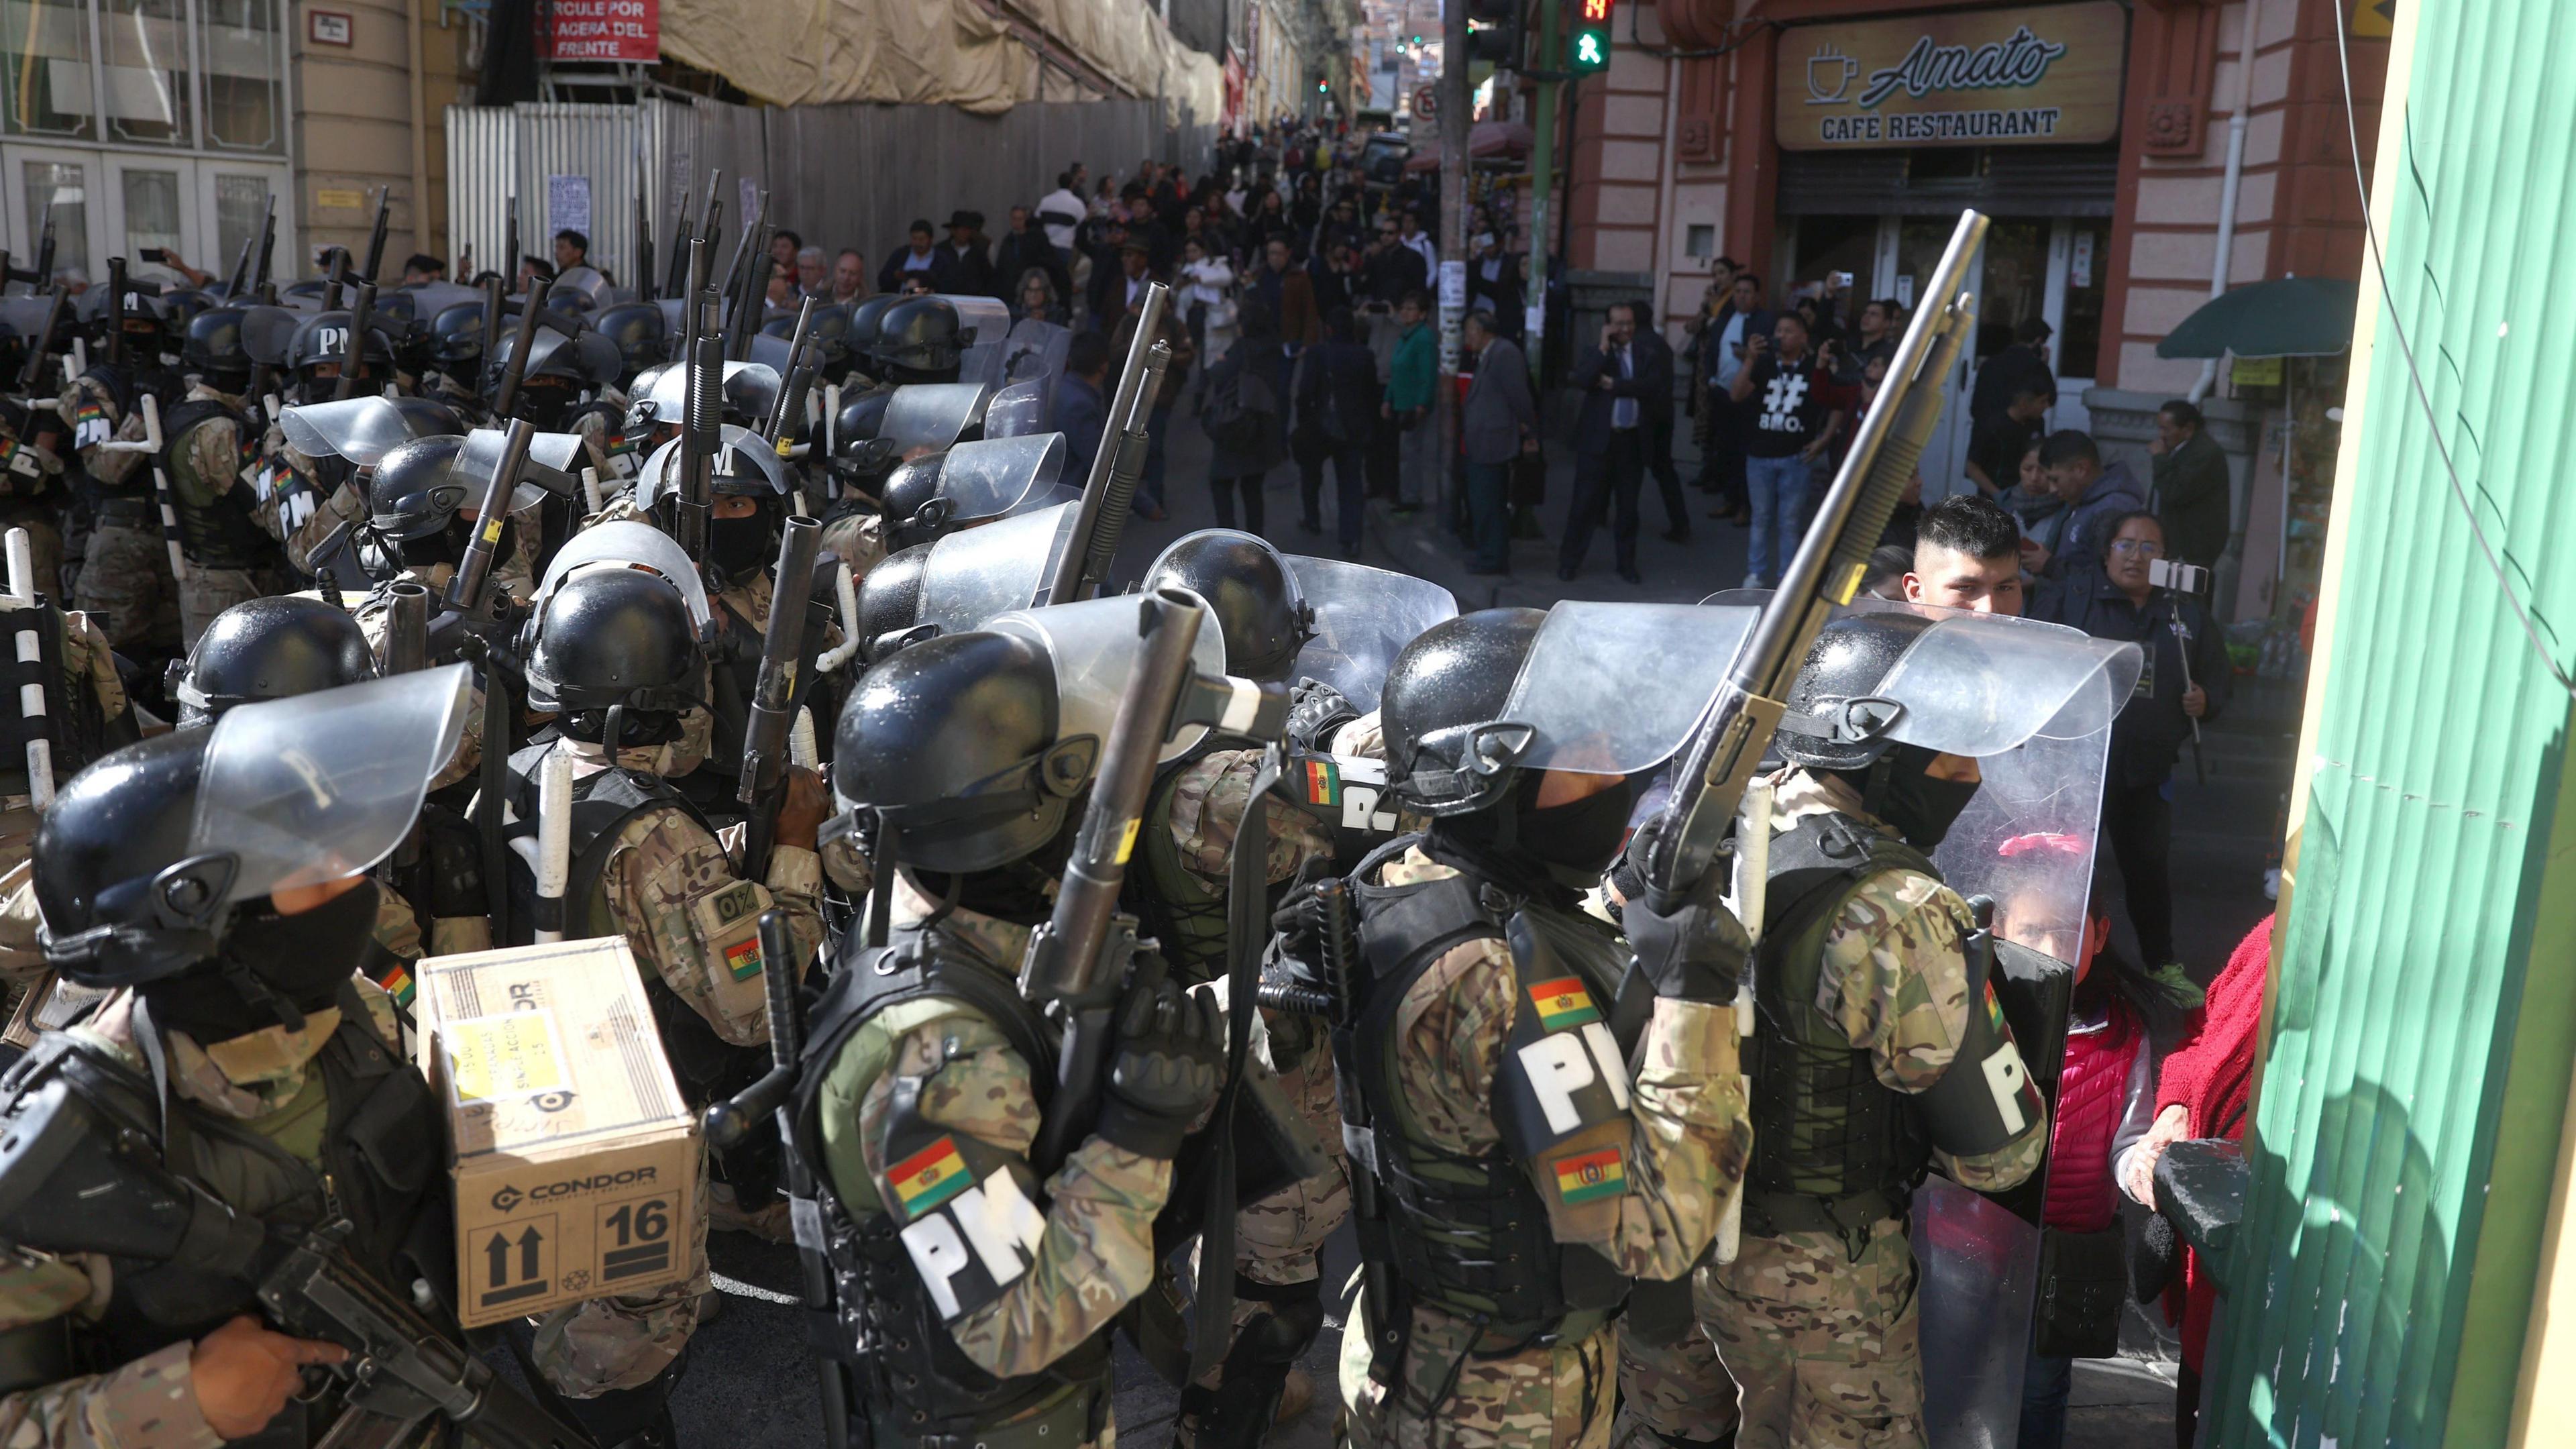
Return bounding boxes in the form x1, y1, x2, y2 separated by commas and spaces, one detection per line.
2032, 511, 2232, 970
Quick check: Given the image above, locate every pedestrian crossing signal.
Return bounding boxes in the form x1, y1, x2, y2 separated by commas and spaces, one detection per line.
1570, 0, 1613, 73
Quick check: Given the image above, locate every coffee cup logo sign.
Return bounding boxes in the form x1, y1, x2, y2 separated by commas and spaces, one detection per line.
1778, 1, 2126, 151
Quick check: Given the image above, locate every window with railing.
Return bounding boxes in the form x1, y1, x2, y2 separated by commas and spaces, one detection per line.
0, 0, 280, 154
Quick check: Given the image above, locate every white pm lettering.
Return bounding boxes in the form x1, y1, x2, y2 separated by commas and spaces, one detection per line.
1338, 784, 1401, 834
898, 1213, 975, 1319
1980, 1042, 2031, 1136
1516, 1024, 1633, 1134
950, 1173, 1046, 1285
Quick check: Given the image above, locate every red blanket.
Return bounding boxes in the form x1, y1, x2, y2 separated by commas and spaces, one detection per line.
2157, 912, 2273, 1367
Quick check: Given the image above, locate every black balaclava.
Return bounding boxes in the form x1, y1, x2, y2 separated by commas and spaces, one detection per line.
1847, 743, 1982, 851
1429, 770, 1642, 901
706, 502, 775, 592
140, 879, 384, 1040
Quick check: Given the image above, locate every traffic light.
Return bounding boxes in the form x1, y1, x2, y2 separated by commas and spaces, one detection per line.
1468, 0, 1523, 68
1570, 0, 1614, 72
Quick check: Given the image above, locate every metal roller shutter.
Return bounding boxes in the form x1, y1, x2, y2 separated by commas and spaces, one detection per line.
1777, 144, 2121, 216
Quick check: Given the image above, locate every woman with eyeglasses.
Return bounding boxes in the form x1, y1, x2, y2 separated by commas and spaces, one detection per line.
2029, 510, 2231, 971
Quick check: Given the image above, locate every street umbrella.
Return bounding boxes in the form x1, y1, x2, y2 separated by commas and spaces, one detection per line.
2155, 276, 2360, 359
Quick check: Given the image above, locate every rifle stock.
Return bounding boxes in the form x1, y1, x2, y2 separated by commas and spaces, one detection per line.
1040, 280, 1169, 604
764, 296, 819, 443
736, 513, 822, 875
1610, 209, 1989, 1041
1023, 590, 1204, 1173
491, 286, 545, 419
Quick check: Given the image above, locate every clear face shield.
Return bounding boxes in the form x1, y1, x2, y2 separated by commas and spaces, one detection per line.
984, 591, 1230, 765
1280, 555, 1460, 714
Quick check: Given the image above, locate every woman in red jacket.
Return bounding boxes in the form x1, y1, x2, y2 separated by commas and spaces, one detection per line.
2002, 843, 2198, 1449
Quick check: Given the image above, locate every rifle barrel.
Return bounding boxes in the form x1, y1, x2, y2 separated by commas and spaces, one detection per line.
1042, 281, 1168, 604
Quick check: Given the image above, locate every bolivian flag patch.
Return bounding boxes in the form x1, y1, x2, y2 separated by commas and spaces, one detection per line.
724, 936, 765, 981
1529, 977, 1601, 1032
889, 1136, 973, 1217
1301, 757, 1341, 806
1553, 1146, 1626, 1205
375, 961, 415, 1008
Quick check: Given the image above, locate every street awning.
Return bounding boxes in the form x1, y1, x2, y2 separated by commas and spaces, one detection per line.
2155, 276, 2361, 359
1404, 121, 1536, 171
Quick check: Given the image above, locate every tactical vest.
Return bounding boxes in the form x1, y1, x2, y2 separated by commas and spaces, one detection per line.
1346, 839, 1634, 1341
790, 923, 1114, 1447
1132, 753, 1230, 985
500, 743, 758, 1106
0, 983, 449, 1407
1742, 812, 1940, 1248
161, 396, 282, 570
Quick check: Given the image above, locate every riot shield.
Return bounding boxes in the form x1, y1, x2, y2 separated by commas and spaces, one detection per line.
400, 281, 484, 319
1281, 556, 1458, 714
986, 590, 1227, 765
280, 397, 417, 466
548, 266, 612, 312
983, 378, 1049, 439
1494, 602, 1761, 777
633, 421, 793, 504
633, 359, 782, 424
531, 519, 714, 629
1002, 317, 1071, 386
1883, 602, 2125, 1449
451, 426, 586, 510
881, 382, 996, 453
192, 665, 473, 896
914, 500, 1080, 637
941, 295, 1013, 388
937, 433, 1069, 523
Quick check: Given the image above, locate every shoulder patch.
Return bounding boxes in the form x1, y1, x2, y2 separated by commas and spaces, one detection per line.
887, 1134, 973, 1218
710, 880, 762, 928
1550, 1144, 1627, 1205
1527, 976, 1601, 1032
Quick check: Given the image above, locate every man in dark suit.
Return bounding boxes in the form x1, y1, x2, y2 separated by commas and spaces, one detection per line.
1459, 309, 1536, 574
1629, 313, 1689, 542
1466, 230, 1525, 340
991, 205, 1069, 305
877, 219, 957, 295
942, 211, 998, 297
1557, 300, 1666, 583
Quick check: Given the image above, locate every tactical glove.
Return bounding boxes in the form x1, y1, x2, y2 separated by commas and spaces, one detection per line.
1620, 823, 1752, 1004
1285, 678, 1360, 752
1092, 979, 1226, 1160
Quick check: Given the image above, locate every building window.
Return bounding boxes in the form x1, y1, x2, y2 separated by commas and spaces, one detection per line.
101, 0, 193, 146
3, 0, 99, 138
22, 158, 90, 279
0, 0, 280, 154
200, 0, 278, 153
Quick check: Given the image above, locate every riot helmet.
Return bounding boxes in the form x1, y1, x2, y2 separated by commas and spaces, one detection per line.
285, 309, 396, 400
1141, 530, 1314, 682
1379, 608, 1546, 818
364, 434, 498, 576
850, 541, 930, 662
875, 296, 963, 382
158, 288, 215, 329
592, 301, 668, 378
846, 294, 898, 366
169, 595, 378, 729
878, 453, 951, 550
831, 629, 1094, 876
430, 299, 488, 376
521, 568, 703, 746
1773, 612, 1942, 773
34, 669, 470, 1016
830, 384, 899, 498
180, 307, 254, 392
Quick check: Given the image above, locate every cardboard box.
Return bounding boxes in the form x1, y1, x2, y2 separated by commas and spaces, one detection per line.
413, 937, 700, 1328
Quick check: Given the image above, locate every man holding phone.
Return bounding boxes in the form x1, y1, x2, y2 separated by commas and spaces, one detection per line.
1700, 272, 1772, 525
1728, 311, 1844, 588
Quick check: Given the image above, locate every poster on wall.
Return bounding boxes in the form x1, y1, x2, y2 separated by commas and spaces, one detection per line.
547, 176, 593, 240
542, 0, 660, 64
1777, 1, 2126, 150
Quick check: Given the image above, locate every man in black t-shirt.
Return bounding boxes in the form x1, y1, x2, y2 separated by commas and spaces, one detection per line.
1965, 378, 2053, 496
1727, 312, 1845, 587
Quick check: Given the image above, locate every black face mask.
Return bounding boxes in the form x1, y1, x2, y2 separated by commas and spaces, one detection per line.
1518, 775, 1641, 882
706, 511, 773, 589
142, 880, 383, 1041
1864, 745, 1982, 851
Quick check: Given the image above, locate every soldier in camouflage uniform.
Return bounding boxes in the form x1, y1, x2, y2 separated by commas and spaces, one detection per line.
502, 566, 827, 1435
162, 343, 295, 645
796, 626, 1226, 1449
62, 368, 182, 654
1620, 612, 2053, 1449
1322, 606, 1754, 1449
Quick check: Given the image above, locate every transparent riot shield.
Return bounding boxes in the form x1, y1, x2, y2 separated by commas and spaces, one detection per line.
881, 382, 996, 453
1281, 555, 1459, 714
280, 397, 417, 466
914, 500, 1080, 637
635, 360, 782, 424
633, 423, 793, 506
938, 433, 1069, 523
1002, 318, 1071, 386
942, 295, 1013, 388
532, 519, 714, 629
986, 590, 1227, 763
193, 665, 474, 897
400, 281, 484, 319
451, 426, 588, 510
1877, 603, 2127, 1449
1495, 602, 1761, 777
983, 378, 1049, 439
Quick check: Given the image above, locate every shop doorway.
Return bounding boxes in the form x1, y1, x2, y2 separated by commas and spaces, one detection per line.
1785, 212, 2110, 499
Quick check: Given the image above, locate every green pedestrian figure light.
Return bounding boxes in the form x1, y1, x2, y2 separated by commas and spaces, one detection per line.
1571, 0, 1613, 72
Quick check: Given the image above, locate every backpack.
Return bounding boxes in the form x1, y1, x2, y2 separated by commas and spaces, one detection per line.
1202, 360, 1277, 453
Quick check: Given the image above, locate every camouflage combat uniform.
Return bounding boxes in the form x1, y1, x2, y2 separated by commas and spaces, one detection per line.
805, 876, 1177, 1448
1338, 845, 1752, 1449
164, 382, 295, 646
63, 375, 180, 653
1640, 767, 2043, 1449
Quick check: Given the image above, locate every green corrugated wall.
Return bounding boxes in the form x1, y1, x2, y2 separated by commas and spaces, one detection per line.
2208, 1, 2576, 1445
